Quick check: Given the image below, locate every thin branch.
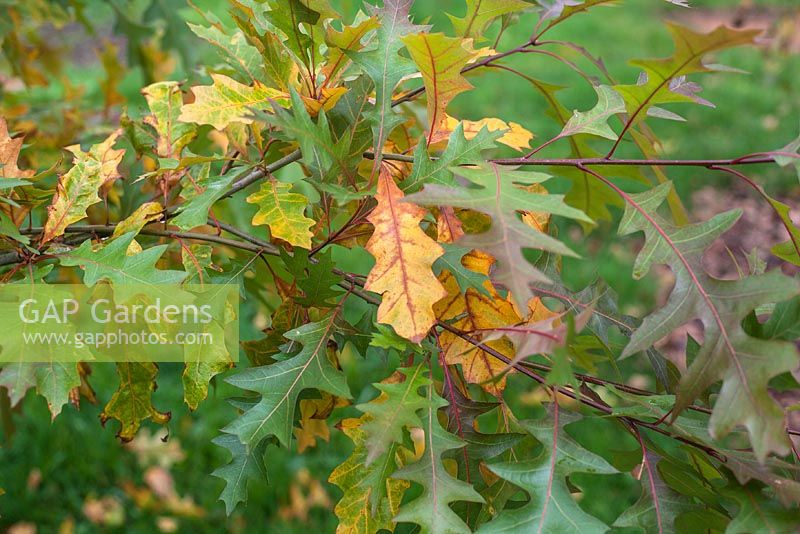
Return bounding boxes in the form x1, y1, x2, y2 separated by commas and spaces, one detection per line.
492, 156, 779, 167
222, 150, 303, 199
368, 151, 779, 169
19, 225, 280, 256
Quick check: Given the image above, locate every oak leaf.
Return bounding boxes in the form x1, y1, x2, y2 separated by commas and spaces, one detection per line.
42, 130, 125, 243
102, 362, 171, 442
448, 0, 531, 40
408, 164, 590, 311
392, 379, 484, 533
329, 415, 410, 534
246, 179, 315, 248
0, 117, 35, 181
477, 406, 617, 533
223, 316, 351, 448
443, 115, 533, 152
435, 250, 521, 396
620, 182, 800, 460
401, 33, 479, 144
350, 0, 426, 173
111, 202, 163, 255
142, 81, 196, 158
614, 24, 760, 128
365, 167, 447, 343
179, 73, 289, 130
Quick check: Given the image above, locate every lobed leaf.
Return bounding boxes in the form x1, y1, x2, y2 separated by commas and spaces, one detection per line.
365, 166, 447, 343
41, 130, 125, 244
619, 182, 800, 460
223, 316, 351, 448
477, 405, 616, 533
246, 179, 315, 248
401, 33, 480, 144
408, 164, 590, 311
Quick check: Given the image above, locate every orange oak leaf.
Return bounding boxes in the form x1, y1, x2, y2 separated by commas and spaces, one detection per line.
435, 250, 521, 396
365, 166, 447, 343
437, 206, 465, 243
0, 117, 35, 180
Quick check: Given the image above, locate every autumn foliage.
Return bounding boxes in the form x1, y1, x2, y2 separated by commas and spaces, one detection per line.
2, 0, 800, 532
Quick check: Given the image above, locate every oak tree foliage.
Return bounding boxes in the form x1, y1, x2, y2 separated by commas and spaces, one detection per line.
1, 0, 800, 531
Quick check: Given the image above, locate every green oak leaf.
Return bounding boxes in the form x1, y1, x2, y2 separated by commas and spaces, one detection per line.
259, 88, 360, 186
101, 362, 170, 441
402, 123, 502, 191
619, 182, 800, 461
0, 362, 80, 419
392, 379, 484, 534
280, 248, 343, 307
522, 78, 648, 225
477, 406, 616, 533
212, 431, 269, 515
350, 0, 427, 172
183, 321, 232, 410
60, 231, 188, 287
746, 296, 800, 342
0, 210, 29, 244
772, 125, 799, 181
223, 315, 351, 448
358, 364, 430, 465
258, 0, 333, 70
443, 380, 523, 482
723, 484, 800, 533
187, 18, 265, 85
613, 449, 697, 533
449, 0, 531, 40
407, 164, 591, 311
227, 6, 294, 90
560, 84, 624, 140
172, 163, 237, 231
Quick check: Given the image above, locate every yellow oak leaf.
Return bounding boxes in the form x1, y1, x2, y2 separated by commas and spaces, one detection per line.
179, 73, 289, 130
322, 17, 380, 86
112, 202, 163, 255
365, 166, 447, 343
520, 183, 551, 232
444, 115, 534, 152
42, 129, 125, 244
329, 415, 410, 534
141, 81, 196, 158
401, 33, 479, 144
246, 179, 315, 248
293, 396, 335, 453
299, 87, 350, 116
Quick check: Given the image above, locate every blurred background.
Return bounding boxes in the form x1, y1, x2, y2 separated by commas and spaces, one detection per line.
0, 0, 798, 532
